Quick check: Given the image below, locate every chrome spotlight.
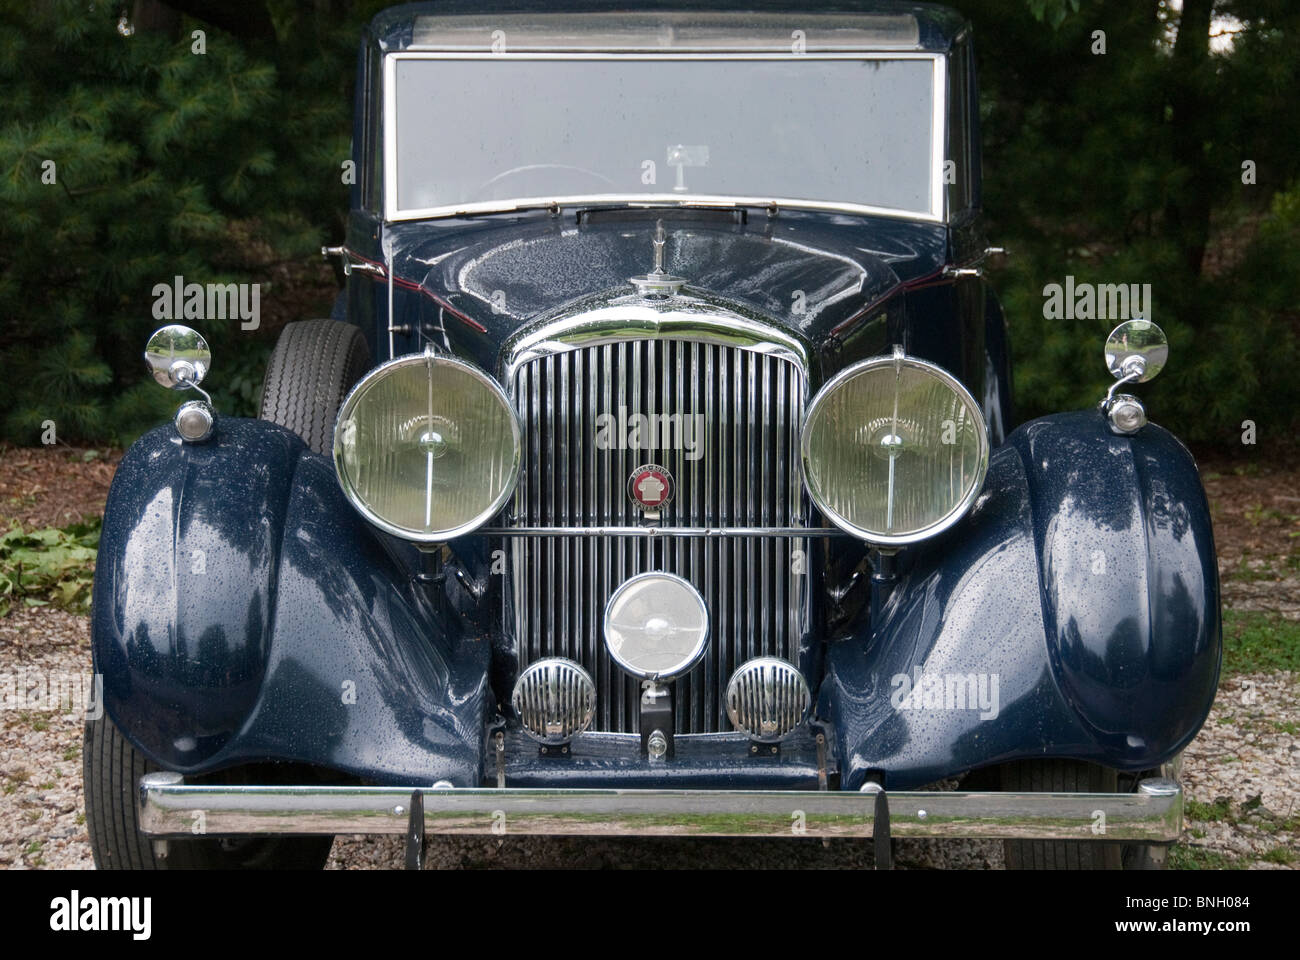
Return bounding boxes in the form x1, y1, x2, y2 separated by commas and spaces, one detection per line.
603, 572, 709, 681
726, 658, 810, 742
144, 324, 210, 390
1101, 319, 1167, 434
511, 658, 596, 745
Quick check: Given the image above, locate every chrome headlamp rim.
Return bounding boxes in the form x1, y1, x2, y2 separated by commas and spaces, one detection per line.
602, 571, 710, 682
800, 351, 990, 547
332, 350, 523, 543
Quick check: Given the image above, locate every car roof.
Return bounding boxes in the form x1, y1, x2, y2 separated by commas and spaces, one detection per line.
368, 2, 969, 54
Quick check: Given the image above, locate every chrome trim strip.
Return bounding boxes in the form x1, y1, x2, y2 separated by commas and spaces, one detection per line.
403, 52, 942, 63
409, 12, 924, 53
383, 51, 947, 224
931, 55, 947, 221
483, 526, 843, 538
501, 292, 811, 383
391, 195, 944, 225
138, 774, 1184, 841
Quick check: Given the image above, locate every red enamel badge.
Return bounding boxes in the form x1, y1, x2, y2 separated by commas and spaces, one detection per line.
627, 464, 674, 512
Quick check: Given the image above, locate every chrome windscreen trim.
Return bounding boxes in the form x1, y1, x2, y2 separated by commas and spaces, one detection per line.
389, 194, 945, 225
409, 12, 924, 53
383, 51, 947, 224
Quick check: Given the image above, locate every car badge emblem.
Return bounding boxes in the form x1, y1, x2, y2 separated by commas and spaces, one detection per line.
628, 464, 674, 514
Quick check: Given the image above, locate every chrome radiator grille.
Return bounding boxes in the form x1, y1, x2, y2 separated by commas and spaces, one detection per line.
506, 338, 811, 734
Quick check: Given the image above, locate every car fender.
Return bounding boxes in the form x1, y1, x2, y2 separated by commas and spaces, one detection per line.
822, 409, 1221, 789
92, 418, 491, 784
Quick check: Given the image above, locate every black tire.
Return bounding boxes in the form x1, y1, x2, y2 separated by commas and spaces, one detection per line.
84, 715, 334, 870
258, 319, 371, 455
1000, 759, 1163, 870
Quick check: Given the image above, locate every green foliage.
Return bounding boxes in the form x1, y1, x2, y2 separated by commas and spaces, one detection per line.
0, 1, 386, 444
1262, 846, 1295, 864
1221, 610, 1300, 674
955, 0, 1300, 446
1168, 845, 1247, 870
1025, 0, 1081, 29
1186, 797, 1234, 822
0, 518, 100, 617
1, 0, 1298, 451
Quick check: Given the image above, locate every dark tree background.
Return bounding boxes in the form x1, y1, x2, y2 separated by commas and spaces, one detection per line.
961, 0, 1300, 448
1, 0, 1297, 449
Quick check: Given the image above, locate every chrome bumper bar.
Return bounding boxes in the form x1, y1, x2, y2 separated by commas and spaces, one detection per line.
138, 773, 1182, 841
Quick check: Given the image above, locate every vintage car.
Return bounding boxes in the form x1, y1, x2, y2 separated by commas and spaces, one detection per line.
84, 1, 1219, 870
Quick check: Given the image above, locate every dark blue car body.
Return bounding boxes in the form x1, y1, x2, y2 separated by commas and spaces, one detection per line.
94, 1, 1220, 797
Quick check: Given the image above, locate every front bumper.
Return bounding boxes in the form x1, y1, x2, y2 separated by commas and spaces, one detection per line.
138, 772, 1183, 841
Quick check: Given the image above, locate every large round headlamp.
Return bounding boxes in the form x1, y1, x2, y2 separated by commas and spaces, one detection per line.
334, 349, 521, 542
801, 348, 988, 546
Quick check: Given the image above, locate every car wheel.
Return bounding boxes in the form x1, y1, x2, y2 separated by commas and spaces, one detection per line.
258, 319, 371, 455
83, 715, 334, 870
999, 759, 1165, 870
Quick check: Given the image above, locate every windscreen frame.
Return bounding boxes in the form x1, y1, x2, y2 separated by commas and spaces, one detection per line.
382, 51, 948, 224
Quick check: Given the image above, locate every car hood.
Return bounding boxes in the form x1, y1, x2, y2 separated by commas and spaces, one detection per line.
384, 209, 948, 347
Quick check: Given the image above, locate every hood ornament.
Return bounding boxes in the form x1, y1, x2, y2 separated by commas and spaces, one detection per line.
629, 220, 686, 297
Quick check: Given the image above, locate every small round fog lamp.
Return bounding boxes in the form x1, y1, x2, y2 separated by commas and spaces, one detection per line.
603, 572, 709, 681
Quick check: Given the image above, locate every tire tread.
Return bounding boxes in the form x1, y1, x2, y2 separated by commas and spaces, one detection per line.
1002, 759, 1123, 870
84, 716, 331, 870
258, 319, 370, 455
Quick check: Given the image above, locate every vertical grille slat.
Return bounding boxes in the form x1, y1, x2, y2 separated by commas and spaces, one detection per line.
559, 353, 570, 660
601, 343, 614, 731
760, 354, 771, 658
509, 338, 809, 734
730, 349, 743, 726
530, 365, 541, 665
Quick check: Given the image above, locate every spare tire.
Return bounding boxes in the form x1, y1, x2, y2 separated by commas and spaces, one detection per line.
259, 319, 371, 455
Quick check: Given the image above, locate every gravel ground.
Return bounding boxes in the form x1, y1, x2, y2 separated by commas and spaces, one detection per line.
1202, 459, 1300, 621
0, 605, 1293, 870
0, 609, 95, 870
1179, 671, 1300, 868
2, 450, 1296, 869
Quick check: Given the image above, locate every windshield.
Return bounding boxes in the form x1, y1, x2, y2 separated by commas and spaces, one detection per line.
386, 55, 943, 221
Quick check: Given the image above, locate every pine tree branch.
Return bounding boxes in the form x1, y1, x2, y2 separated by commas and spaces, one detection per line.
135, 0, 276, 41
